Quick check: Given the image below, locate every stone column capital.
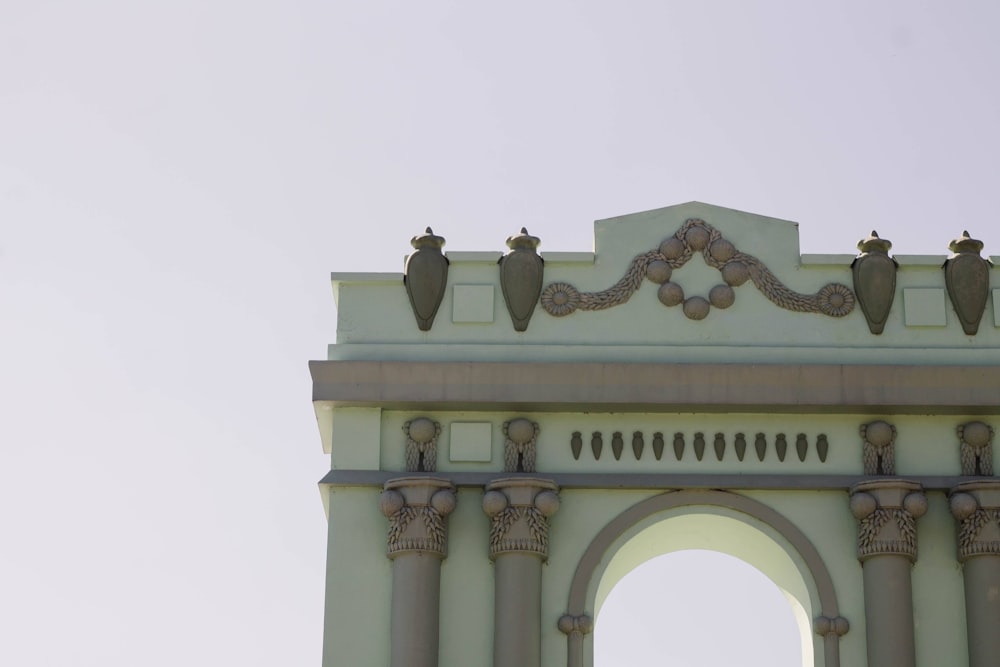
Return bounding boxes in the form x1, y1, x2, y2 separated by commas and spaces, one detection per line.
950, 480, 1000, 561
850, 479, 927, 562
483, 477, 559, 561
379, 476, 457, 559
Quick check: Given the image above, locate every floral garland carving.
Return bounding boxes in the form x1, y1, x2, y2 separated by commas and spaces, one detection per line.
541, 218, 855, 320
857, 508, 917, 559
386, 505, 447, 556
957, 508, 1000, 560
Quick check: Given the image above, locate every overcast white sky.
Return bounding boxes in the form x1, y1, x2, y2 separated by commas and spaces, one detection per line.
2, 2, 999, 665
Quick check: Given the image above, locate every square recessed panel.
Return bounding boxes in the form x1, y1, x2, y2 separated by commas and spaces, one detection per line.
449, 422, 492, 462
903, 288, 947, 327
452, 284, 494, 323
994, 289, 1000, 327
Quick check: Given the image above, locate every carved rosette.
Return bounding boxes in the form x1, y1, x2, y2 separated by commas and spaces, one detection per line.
960, 421, 995, 477
944, 230, 992, 335
403, 227, 449, 331
861, 420, 896, 476
850, 480, 927, 561
403, 417, 441, 473
950, 481, 1000, 561
380, 477, 457, 559
499, 228, 544, 332
483, 478, 559, 560
503, 418, 539, 473
851, 230, 897, 335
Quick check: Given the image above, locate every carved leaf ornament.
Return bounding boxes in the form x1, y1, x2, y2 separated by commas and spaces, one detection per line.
541, 218, 855, 320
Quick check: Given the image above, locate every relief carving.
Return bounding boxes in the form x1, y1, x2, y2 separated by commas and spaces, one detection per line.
483, 479, 559, 560
403, 228, 449, 331
503, 418, 539, 473
850, 481, 927, 561
861, 420, 896, 476
403, 417, 441, 473
959, 421, 995, 477
950, 482, 1000, 561
379, 478, 457, 558
943, 230, 992, 335
540, 218, 855, 320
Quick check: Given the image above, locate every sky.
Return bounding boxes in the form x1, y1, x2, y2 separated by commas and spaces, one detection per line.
2, 1, 999, 665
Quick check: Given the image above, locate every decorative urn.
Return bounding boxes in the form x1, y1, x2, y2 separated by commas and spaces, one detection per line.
499, 227, 544, 331
403, 227, 449, 331
851, 230, 897, 334
944, 231, 991, 335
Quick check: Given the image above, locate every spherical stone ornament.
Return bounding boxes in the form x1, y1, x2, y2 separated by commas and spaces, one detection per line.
430, 489, 457, 515
657, 282, 684, 307
709, 239, 736, 263
833, 617, 850, 636
685, 226, 710, 251
645, 260, 673, 284
407, 417, 437, 444
659, 237, 686, 260
682, 296, 710, 320
506, 418, 536, 444
482, 490, 508, 516
865, 421, 894, 448
557, 615, 576, 634
850, 492, 877, 519
903, 492, 929, 519
379, 489, 405, 517
709, 284, 735, 309
534, 490, 560, 517
814, 617, 832, 636
950, 492, 979, 521
721, 261, 750, 286
962, 421, 993, 447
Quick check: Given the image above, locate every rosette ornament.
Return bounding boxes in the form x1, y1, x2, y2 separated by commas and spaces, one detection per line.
403, 227, 449, 331
944, 230, 992, 335
499, 227, 544, 331
851, 230, 897, 334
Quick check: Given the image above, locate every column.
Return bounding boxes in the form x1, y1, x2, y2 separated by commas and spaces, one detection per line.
950, 480, 1000, 667
849, 479, 927, 667
379, 476, 457, 667
483, 477, 560, 667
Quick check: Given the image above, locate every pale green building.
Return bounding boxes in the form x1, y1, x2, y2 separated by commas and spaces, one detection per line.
310, 202, 1000, 667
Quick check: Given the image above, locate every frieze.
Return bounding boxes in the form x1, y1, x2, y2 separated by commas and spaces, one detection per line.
540, 218, 855, 320
570, 430, 830, 463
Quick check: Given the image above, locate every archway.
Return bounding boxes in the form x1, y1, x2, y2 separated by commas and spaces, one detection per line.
562, 490, 845, 667
595, 549, 803, 666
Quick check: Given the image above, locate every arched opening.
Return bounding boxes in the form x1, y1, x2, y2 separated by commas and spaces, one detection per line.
595, 549, 803, 666
563, 491, 843, 667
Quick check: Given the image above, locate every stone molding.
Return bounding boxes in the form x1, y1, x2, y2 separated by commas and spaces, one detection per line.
850, 479, 927, 561
950, 480, 1000, 561
483, 477, 559, 560
379, 477, 456, 558
310, 360, 1000, 414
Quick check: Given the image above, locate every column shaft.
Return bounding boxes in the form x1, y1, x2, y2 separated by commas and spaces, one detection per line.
493, 553, 542, 667
390, 554, 442, 667
861, 555, 915, 667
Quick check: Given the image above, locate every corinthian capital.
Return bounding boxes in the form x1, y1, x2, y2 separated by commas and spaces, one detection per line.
850, 479, 927, 561
483, 478, 559, 560
950, 480, 1000, 561
379, 477, 456, 558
